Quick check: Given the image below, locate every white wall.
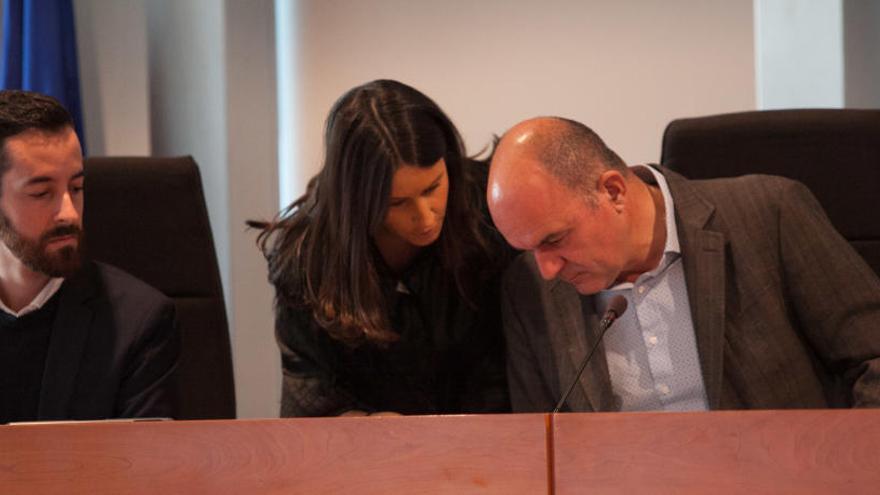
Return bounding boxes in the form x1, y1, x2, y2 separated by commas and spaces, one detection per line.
224, 1, 281, 420
75, 0, 281, 419
144, 0, 230, 295
844, 0, 880, 108
143, 0, 280, 419
74, 0, 151, 155
755, 0, 844, 109
283, 0, 757, 204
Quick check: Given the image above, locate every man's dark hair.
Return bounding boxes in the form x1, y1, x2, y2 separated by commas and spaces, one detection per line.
0, 89, 75, 178
537, 117, 628, 194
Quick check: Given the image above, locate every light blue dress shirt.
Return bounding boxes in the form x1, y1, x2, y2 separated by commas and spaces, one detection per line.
595, 166, 709, 412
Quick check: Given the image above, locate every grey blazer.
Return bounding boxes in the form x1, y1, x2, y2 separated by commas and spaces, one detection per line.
502, 167, 880, 412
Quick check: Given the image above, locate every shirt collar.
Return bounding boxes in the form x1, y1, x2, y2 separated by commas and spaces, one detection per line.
0, 278, 64, 318
604, 165, 680, 291
639, 165, 680, 256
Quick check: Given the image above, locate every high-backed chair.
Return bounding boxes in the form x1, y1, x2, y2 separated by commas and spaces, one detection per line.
83, 156, 236, 419
660, 109, 880, 277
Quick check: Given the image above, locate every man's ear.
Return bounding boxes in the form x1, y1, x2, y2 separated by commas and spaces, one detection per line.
597, 170, 627, 211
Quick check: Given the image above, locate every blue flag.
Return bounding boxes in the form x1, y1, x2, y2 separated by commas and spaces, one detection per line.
1, 0, 86, 151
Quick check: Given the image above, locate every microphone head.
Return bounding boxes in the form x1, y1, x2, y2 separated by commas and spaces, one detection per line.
606, 295, 628, 319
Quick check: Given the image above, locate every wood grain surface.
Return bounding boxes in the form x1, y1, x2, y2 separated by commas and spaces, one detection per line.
0, 414, 547, 495
6, 410, 878, 494
553, 409, 880, 494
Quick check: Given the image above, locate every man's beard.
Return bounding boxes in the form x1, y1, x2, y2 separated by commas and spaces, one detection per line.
0, 213, 83, 278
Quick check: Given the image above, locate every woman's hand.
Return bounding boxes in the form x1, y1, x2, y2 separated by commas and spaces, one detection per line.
338, 410, 401, 417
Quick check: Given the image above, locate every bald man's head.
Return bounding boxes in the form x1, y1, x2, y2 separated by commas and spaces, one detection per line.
491, 117, 628, 197
487, 117, 643, 293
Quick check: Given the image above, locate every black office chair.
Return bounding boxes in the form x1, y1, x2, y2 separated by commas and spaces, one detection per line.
83, 156, 236, 419
660, 109, 880, 277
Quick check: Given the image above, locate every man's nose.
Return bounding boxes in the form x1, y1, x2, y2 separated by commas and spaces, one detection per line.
534, 248, 564, 280
56, 191, 81, 223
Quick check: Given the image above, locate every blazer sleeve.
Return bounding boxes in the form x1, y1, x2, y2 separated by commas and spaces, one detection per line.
778, 180, 880, 407
501, 264, 559, 412
116, 298, 180, 418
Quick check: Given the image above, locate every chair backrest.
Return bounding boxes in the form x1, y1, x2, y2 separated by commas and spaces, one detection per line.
83, 156, 236, 419
660, 109, 880, 277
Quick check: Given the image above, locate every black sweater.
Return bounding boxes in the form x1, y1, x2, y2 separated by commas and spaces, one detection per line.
0, 294, 60, 423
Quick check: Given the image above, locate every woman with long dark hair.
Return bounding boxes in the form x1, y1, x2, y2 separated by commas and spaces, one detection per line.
254, 80, 512, 416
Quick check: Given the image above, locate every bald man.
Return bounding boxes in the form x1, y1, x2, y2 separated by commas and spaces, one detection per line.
488, 117, 880, 412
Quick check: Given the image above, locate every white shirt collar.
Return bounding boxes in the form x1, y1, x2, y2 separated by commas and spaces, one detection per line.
0, 278, 64, 318
604, 165, 680, 291
639, 165, 680, 255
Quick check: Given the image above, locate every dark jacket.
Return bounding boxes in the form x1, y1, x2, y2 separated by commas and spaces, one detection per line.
36, 261, 179, 420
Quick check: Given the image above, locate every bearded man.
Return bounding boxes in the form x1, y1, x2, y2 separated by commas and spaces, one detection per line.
0, 90, 178, 423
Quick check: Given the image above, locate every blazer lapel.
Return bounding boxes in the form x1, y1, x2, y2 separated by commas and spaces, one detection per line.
661, 167, 727, 409
549, 281, 616, 411
38, 264, 97, 419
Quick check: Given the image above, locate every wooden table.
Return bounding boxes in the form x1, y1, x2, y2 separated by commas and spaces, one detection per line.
3, 410, 879, 494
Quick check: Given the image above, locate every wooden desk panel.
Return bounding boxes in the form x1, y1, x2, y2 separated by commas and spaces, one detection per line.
8, 410, 876, 494
552, 409, 880, 494
1, 414, 547, 495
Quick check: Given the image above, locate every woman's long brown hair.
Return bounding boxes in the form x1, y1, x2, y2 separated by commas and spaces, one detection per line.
252, 80, 496, 347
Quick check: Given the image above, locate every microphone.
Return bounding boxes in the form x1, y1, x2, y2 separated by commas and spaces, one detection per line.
552, 295, 628, 413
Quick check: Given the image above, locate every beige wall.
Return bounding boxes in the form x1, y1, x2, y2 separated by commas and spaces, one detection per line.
142, 0, 280, 419
285, 0, 757, 203
844, 0, 880, 108
74, 0, 151, 156
224, 1, 281, 420
75, 0, 281, 419
755, 0, 844, 108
